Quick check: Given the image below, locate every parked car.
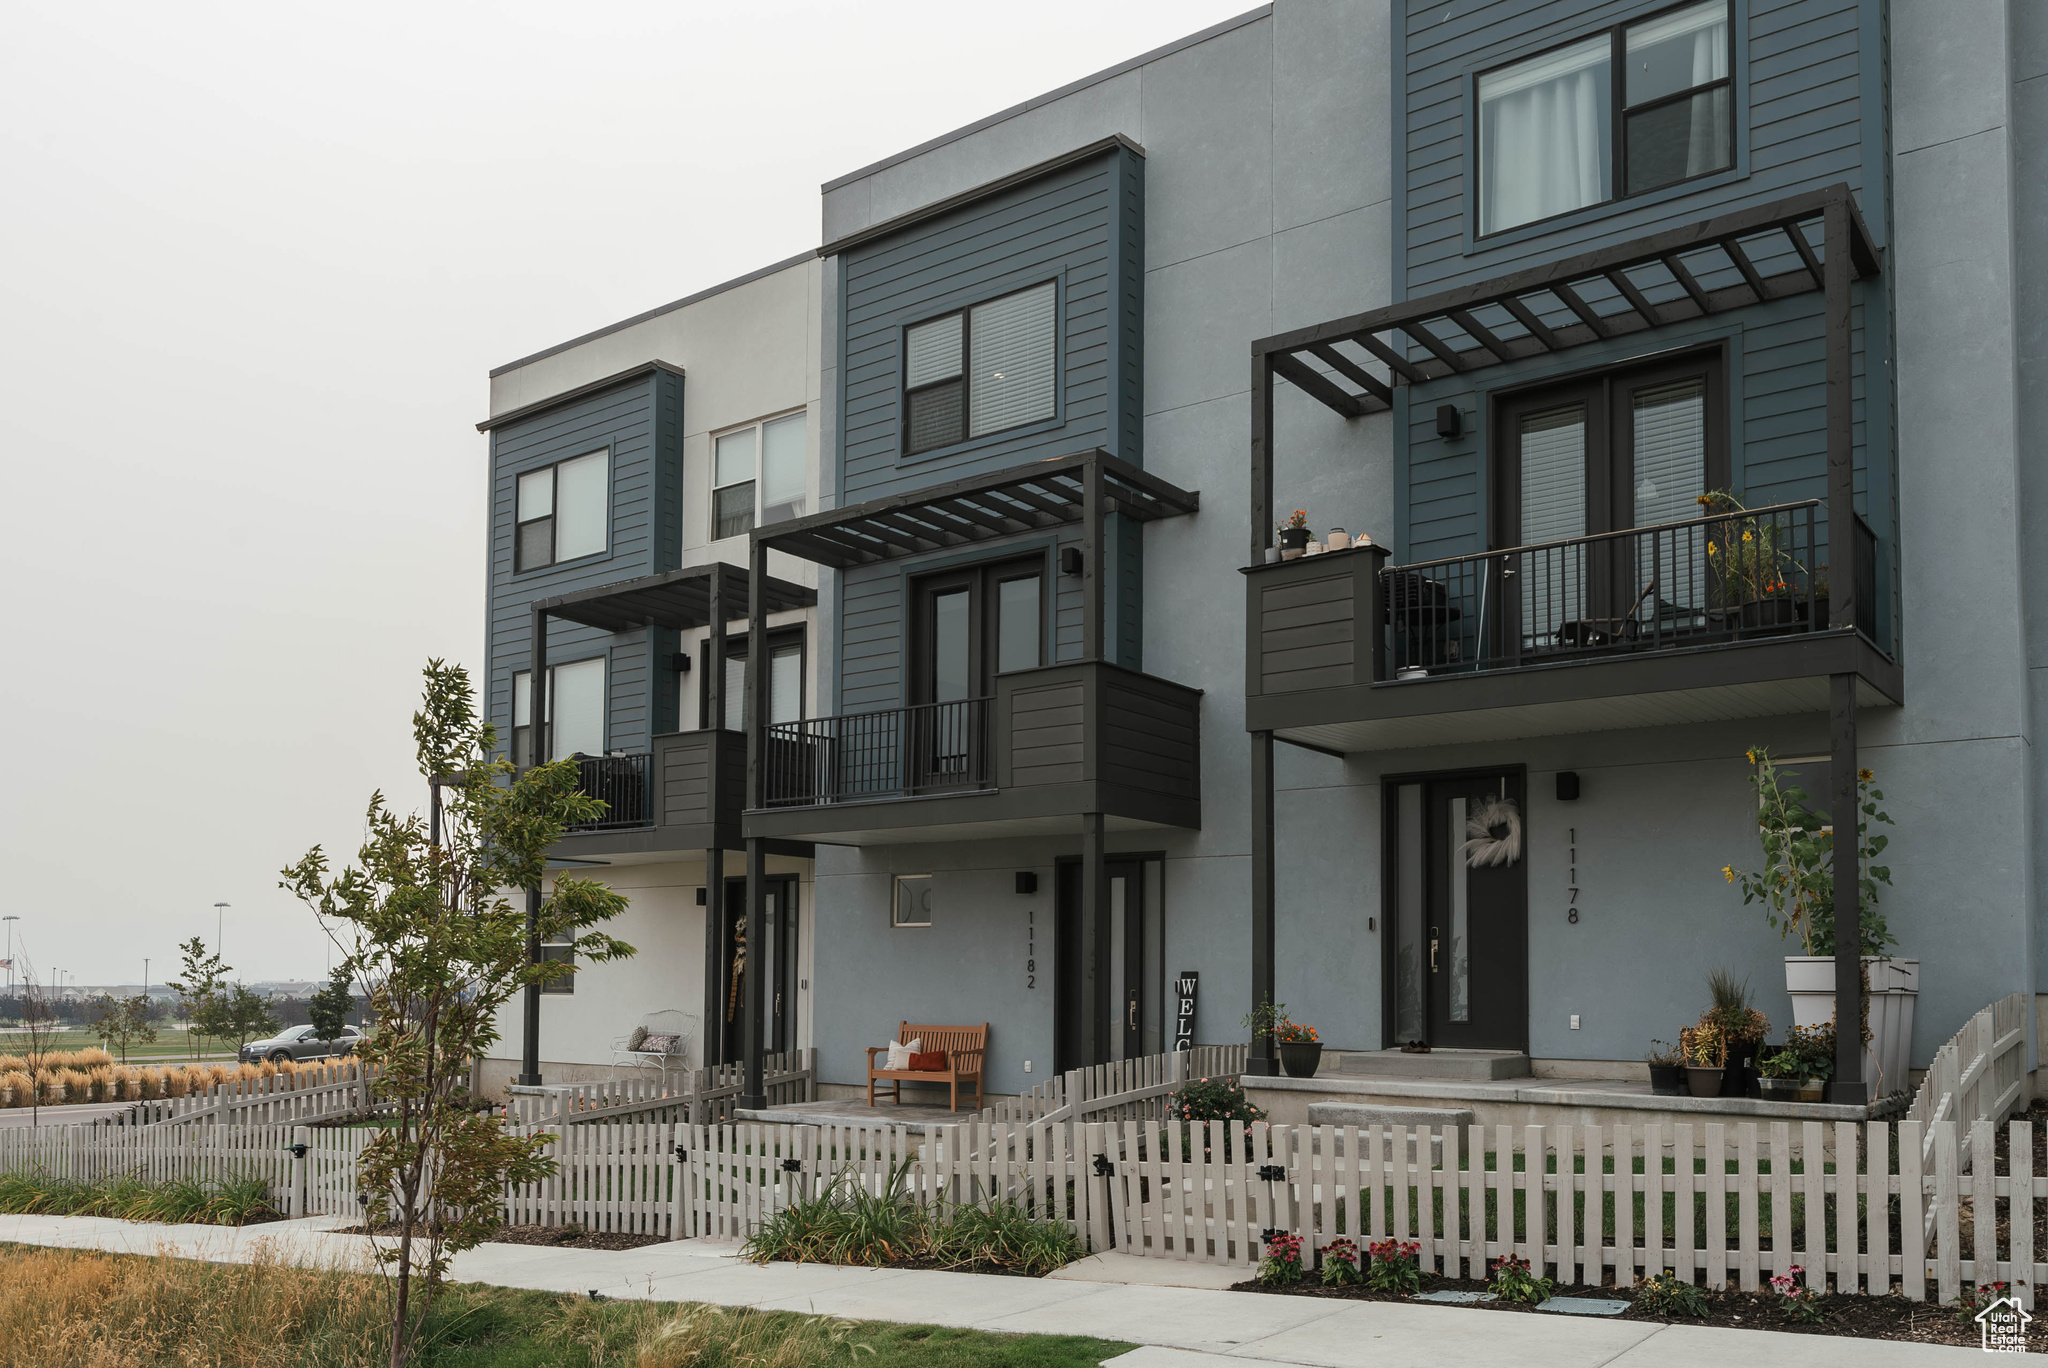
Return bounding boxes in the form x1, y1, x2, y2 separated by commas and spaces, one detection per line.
239, 1024, 363, 1063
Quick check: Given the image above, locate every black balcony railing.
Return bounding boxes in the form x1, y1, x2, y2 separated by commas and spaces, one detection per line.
564, 751, 652, 830
1384, 499, 1874, 677
762, 698, 994, 808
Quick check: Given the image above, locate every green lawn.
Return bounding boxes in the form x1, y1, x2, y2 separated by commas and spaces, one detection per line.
0, 1026, 239, 1062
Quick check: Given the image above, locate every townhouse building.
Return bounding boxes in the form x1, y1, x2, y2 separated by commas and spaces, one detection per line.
481, 0, 2048, 1120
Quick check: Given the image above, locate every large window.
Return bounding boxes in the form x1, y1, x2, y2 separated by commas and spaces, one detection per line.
514, 449, 609, 571
1478, 0, 1732, 236
712, 411, 808, 541
511, 655, 606, 766
703, 628, 803, 730
910, 556, 1045, 704
903, 281, 1058, 455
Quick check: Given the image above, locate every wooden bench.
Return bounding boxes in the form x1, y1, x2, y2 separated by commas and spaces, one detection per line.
866, 1022, 987, 1111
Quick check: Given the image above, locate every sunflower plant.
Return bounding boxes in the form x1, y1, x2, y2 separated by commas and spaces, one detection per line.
1723, 745, 1895, 957
1698, 490, 1804, 608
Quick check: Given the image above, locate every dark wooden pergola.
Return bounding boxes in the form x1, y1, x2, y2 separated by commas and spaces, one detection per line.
514, 561, 815, 1088
725, 448, 1198, 1106
1244, 185, 1885, 1099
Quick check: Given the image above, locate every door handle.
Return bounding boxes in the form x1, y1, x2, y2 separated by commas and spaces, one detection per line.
1430, 929, 1440, 974
1127, 997, 1138, 1032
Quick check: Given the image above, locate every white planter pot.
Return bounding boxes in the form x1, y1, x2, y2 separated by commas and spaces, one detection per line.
1783, 957, 1918, 1099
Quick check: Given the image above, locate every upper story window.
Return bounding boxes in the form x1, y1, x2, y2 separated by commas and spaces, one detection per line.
903, 281, 1057, 456
511, 655, 606, 766
514, 449, 609, 571
1478, 0, 1732, 236
713, 411, 808, 540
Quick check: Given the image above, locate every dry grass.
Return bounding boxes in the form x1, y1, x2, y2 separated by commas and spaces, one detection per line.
0, 1056, 344, 1108
0, 1243, 388, 1368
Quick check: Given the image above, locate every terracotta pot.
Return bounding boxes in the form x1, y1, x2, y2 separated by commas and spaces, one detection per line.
1685, 1066, 1724, 1098
1278, 1041, 1322, 1079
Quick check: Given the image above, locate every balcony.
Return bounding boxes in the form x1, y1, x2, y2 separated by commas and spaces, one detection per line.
743, 661, 1202, 845
528, 559, 818, 859
1243, 502, 1900, 752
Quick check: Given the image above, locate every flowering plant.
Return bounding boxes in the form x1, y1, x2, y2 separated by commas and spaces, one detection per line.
1163, 1076, 1264, 1125
1280, 510, 1310, 531
1273, 1020, 1320, 1044
1364, 1237, 1422, 1294
1723, 746, 1895, 958
1258, 1231, 1304, 1287
1633, 1269, 1708, 1317
1698, 490, 1805, 607
1955, 1280, 2011, 1323
1320, 1237, 1362, 1287
1488, 1253, 1553, 1305
1768, 1265, 1825, 1323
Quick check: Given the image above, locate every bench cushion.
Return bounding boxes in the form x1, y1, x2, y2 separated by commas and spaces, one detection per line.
909, 1050, 947, 1072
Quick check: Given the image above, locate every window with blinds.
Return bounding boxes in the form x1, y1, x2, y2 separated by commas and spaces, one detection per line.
903, 281, 1057, 455
514, 449, 608, 571
710, 634, 803, 729
1517, 404, 1589, 646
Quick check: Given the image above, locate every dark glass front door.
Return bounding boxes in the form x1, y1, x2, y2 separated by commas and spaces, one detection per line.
1054, 856, 1162, 1071
1387, 772, 1527, 1051
711, 875, 797, 1066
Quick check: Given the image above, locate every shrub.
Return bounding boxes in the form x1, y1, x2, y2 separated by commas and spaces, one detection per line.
0, 1170, 278, 1226
0, 1072, 27, 1108
1320, 1237, 1361, 1287
1488, 1253, 1553, 1305
1634, 1269, 1709, 1317
1364, 1237, 1422, 1294
1956, 1280, 2012, 1323
1257, 1231, 1304, 1287
1164, 1075, 1264, 1125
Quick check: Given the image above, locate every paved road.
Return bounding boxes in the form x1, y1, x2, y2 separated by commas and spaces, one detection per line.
0, 1214, 1993, 1366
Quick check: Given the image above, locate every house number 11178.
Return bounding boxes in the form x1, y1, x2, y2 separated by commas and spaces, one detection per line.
1567, 826, 1580, 924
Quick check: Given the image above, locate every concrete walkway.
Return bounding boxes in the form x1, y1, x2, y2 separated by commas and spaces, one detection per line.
0, 1214, 1989, 1365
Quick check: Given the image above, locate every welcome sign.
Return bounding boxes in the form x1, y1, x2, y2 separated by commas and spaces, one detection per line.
1172, 970, 1198, 1051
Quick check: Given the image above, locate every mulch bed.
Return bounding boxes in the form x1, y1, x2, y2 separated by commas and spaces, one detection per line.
339, 1222, 664, 1251
1232, 1275, 2008, 1348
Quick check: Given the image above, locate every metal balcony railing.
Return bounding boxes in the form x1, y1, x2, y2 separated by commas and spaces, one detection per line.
1384, 499, 1876, 677
564, 751, 653, 830
762, 698, 994, 808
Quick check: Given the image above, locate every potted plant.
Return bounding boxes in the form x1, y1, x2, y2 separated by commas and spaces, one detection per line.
1274, 1020, 1322, 1078
1645, 1040, 1685, 1096
1757, 1047, 1803, 1100
1699, 491, 1808, 632
1725, 747, 1915, 1097
1788, 1022, 1834, 1101
1277, 510, 1311, 559
1679, 1021, 1725, 1098
1701, 970, 1769, 1099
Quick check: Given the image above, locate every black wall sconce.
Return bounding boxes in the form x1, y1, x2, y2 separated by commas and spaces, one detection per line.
672, 651, 692, 673
1015, 871, 1039, 895
1556, 771, 1581, 801
1436, 405, 1462, 440
695, 887, 707, 905
1059, 547, 1083, 576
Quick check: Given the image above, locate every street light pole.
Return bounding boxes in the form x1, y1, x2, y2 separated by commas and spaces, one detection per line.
214, 902, 230, 960
2, 916, 17, 1000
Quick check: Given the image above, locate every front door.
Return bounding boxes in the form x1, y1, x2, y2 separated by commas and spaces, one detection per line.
1385, 772, 1527, 1051
1054, 856, 1163, 1071
712, 875, 797, 1066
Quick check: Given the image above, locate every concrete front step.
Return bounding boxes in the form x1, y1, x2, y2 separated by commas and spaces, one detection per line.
1329, 1048, 1531, 1081
1307, 1101, 1477, 1132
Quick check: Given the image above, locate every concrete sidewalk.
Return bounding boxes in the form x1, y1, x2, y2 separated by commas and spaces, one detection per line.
0, 1214, 1989, 1366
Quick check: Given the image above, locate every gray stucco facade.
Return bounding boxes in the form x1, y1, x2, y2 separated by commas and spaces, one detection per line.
795, 0, 2047, 1098
472, 0, 2048, 1104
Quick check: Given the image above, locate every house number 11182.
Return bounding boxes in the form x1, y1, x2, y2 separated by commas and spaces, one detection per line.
1567, 826, 1580, 924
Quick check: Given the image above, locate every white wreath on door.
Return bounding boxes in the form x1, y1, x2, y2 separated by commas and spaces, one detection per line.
1462, 795, 1522, 868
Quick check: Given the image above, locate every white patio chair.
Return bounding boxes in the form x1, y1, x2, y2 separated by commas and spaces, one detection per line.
609, 1009, 698, 1089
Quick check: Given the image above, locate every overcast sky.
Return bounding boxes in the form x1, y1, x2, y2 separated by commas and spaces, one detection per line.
0, 1, 1251, 989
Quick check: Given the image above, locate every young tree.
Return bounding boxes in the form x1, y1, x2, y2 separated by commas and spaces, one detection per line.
89, 993, 160, 1062
13, 961, 61, 1126
165, 937, 229, 1057
222, 984, 282, 1051
281, 660, 631, 1368
307, 965, 356, 1043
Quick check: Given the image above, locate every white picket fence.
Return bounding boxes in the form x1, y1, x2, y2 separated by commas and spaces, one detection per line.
100, 1060, 384, 1128
981, 1045, 1249, 1126
504, 1050, 816, 1128
1906, 991, 2028, 1134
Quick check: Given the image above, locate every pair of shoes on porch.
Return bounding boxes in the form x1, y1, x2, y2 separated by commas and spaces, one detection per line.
1400, 1039, 1431, 1053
